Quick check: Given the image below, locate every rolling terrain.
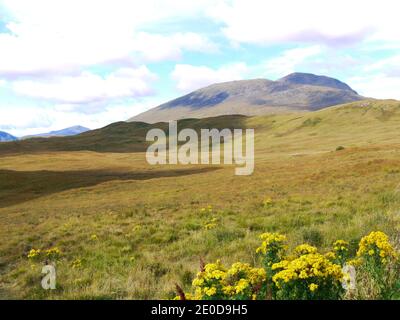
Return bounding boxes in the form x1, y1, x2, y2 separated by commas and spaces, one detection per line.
0, 116, 246, 154
0, 99, 400, 299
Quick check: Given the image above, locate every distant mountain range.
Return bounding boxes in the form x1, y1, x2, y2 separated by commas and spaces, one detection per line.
21, 126, 90, 139
0, 131, 17, 142
130, 73, 364, 123
0, 126, 90, 142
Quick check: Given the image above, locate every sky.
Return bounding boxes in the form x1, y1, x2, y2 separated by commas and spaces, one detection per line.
1, 0, 400, 136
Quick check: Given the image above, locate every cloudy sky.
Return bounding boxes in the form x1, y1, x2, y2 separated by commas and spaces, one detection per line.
1, 0, 400, 136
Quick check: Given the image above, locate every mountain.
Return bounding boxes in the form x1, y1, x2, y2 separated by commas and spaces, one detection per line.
129, 73, 364, 123
0, 131, 17, 142
22, 126, 90, 139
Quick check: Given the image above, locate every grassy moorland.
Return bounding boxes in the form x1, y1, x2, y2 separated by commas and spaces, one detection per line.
1, 99, 400, 299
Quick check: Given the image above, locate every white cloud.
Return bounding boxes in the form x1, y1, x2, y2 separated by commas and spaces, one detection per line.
343, 52, 400, 99
1, 0, 221, 134
364, 55, 400, 77
11, 66, 158, 104
0, 106, 54, 134
348, 74, 400, 100
0, 0, 217, 76
262, 45, 322, 78
0, 97, 166, 137
171, 63, 248, 93
132, 32, 218, 62
209, 0, 400, 46
2, 0, 400, 136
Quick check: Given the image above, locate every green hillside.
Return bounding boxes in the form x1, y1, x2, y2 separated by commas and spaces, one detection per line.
0, 115, 248, 154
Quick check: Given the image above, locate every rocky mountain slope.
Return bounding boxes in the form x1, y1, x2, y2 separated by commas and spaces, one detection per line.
130, 73, 364, 123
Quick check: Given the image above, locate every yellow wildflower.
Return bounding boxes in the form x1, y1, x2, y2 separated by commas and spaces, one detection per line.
223, 285, 236, 295
309, 283, 319, 292
272, 253, 343, 287
71, 258, 82, 269
325, 252, 336, 260
90, 234, 98, 241
204, 287, 217, 296
235, 279, 249, 294
294, 244, 318, 256
333, 240, 349, 253
203, 217, 218, 230
45, 247, 62, 259
357, 231, 396, 264
256, 232, 286, 255
27, 248, 41, 259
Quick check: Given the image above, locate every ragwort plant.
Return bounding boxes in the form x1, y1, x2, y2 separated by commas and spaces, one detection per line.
177, 260, 266, 300
175, 231, 399, 300
271, 253, 345, 300
351, 231, 400, 299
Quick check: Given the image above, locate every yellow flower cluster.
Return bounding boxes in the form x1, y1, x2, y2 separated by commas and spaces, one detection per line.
272, 253, 344, 290
90, 234, 98, 241
333, 240, 349, 252
324, 251, 336, 260
226, 262, 266, 295
294, 244, 318, 256
256, 232, 287, 255
191, 259, 226, 298
45, 247, 62, 259
27, 249, 41, 259
27, 247, 62, 260
200, 205, 213, 214
71, 258, 82, 269
191, 260, 266, 299
347, 258, 362, 267
331, 239, 349, 265
356, 231, 396, 264
177, 231, 398, 300
203, 217, 218, 230
309, 283, 319, 292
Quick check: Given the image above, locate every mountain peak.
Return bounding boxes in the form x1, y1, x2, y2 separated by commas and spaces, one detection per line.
0, 131, 18, 142
278, 72, 357, 94
51, 125, 89, 134
21, 125, 90, 139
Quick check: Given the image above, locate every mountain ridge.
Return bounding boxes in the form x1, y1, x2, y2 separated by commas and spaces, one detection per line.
129, 73, 364, 123
21, 125, 90, 139
0, 131, 17, 142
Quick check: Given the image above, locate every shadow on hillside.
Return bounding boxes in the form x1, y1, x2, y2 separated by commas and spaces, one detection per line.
0, 167, 220, 208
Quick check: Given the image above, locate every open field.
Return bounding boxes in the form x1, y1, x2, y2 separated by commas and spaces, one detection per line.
1, 100, 400, 299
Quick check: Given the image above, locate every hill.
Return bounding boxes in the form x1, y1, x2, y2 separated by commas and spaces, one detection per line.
0, 116, 248, 154
22, 125, 90, 139
129, 73, 364, 123
0, 131, 17, 142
